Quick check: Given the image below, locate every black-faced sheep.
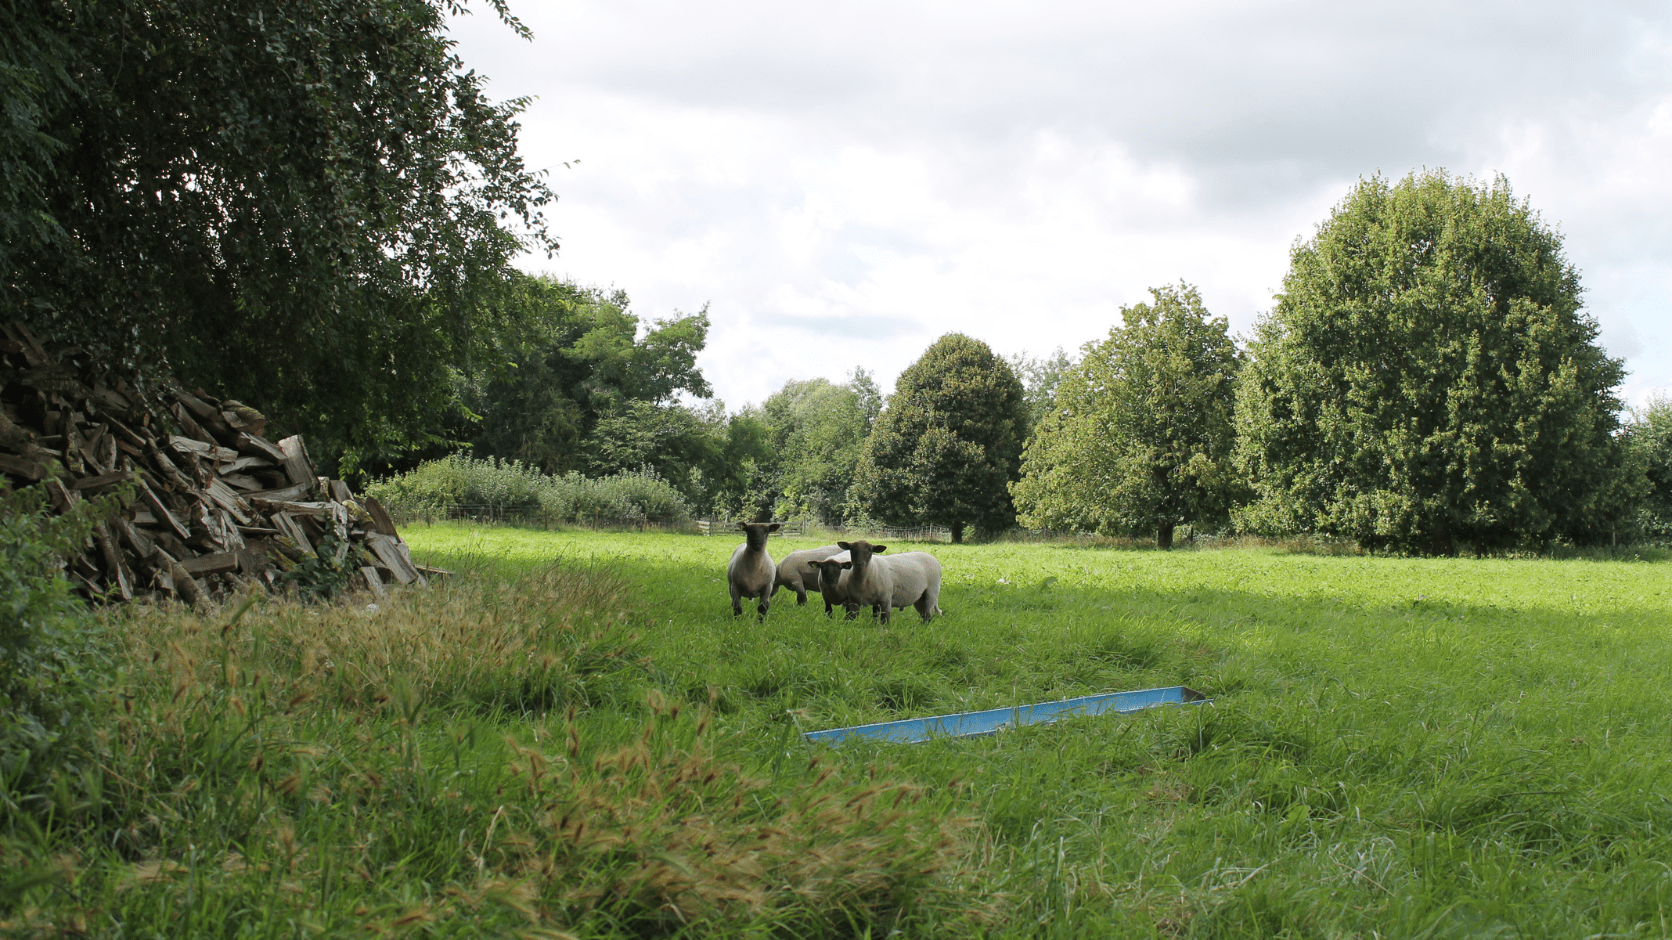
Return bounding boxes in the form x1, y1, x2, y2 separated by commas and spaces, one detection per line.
805, 550, 854, 617
833, 539, 943, 624
727, 522, 781, 618
773, 544, 845, 606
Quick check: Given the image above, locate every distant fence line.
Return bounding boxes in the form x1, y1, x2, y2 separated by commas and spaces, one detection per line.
387, 505, 958, 543
694, 519, 953, 543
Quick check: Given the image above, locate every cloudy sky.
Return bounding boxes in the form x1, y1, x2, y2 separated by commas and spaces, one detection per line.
448, 0, 1672, 411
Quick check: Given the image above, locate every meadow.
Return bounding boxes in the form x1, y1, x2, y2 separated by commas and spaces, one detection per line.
5, 524, 1672, 938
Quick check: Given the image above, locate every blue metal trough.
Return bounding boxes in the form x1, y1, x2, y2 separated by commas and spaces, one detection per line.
802, 684, 1209, 746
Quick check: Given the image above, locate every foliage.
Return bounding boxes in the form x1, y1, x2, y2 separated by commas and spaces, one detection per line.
854, 334, 1028, 542
463, 277, 714, 476
553, 467, 694, 522
1013, 284, 1243, 547
0, 481, 123, 787
1626, 395, 1672, 540
1007, 347, 1075, 433
2, 0, 554, 468
364, 456, 692, 524
688, 370, 881, 524
1235, 170, 1635, 555
274, 532, 360, 602
364, 455, 549, 517
761, 373, 879, 524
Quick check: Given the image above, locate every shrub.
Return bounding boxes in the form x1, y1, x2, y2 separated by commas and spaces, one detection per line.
367, 459, 691, 525
0, 482, 123, 789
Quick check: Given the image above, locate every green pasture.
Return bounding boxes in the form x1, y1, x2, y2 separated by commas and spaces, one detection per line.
8, 525, 1672, 938
405, 524, 1672, 937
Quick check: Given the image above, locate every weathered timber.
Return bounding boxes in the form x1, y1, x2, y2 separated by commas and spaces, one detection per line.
2, 321, 427, 604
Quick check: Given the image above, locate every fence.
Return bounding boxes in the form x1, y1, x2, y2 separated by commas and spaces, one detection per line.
695, 519, 954, 543
386, 506, 958, 543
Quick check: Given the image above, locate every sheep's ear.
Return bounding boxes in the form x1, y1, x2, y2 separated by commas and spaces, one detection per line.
837, 541, 851, 550
805, 562, 820, 570
737, 522, 749, 531
767, 523, 781, 532
873, 544, 887, 554
840, 561, 852, 569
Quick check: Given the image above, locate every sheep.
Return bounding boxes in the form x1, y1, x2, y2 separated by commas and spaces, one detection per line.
832, 539, 943, 624
805, 550, 854, 617
773, 544, 845, 606
727, 522, 781, 618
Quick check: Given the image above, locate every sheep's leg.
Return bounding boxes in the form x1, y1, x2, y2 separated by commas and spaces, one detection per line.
795, 588, 808, 606
876, 603, 890, 625
756, 593, 770, 620
730, 583, 744, 617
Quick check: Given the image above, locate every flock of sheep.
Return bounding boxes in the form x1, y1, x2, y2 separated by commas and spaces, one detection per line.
725, 522, 944, 623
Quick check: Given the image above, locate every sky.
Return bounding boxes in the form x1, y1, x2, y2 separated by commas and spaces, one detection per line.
447, 0, 1672, 411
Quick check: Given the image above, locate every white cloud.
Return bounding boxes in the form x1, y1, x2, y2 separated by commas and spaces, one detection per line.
453, 0, 1672, 407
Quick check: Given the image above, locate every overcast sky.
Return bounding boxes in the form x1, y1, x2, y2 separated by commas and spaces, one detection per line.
448, 0, 1672, 411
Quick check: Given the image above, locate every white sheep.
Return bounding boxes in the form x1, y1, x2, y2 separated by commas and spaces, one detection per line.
727, 522, 781, 618
773, 544, 845, 606
832, 539, 943, 624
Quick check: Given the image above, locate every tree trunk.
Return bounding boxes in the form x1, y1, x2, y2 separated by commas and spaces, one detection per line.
951, 521, 965, 544
1156, 523, 1173, 550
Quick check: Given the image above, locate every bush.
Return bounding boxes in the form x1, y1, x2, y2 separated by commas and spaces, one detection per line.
0, 482, 122, 789
366, 458, 691, 525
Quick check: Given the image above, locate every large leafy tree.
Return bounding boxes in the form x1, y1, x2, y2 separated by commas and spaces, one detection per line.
1625, 396, 1672, 541
2, 0, 554, 467
853, 334, 1027, 542
1236, 171, 1635, 555
465, 277, 711, 473
761, 372, 878, 524
1007, 347, 1075, 434
1012, 284, 1242, 548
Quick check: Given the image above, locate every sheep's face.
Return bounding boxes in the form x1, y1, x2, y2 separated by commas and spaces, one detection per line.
838, 540, 886, 560
811, 559, 847, 587
738, 522, 781, 549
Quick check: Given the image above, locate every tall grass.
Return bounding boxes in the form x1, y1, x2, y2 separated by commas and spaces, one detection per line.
0, 559, 988, 937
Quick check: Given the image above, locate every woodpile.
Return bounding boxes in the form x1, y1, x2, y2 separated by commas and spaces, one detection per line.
0, 321, 427, 604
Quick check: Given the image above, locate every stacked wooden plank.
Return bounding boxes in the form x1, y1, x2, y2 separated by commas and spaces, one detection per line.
0, 321, 425, 604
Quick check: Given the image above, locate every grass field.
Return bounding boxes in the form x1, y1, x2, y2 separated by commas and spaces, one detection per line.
6, 524, 1672, 937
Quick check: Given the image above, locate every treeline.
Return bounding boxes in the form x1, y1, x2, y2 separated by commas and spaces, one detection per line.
412, 171, 1666, 556
1020, 171, 1663, 555
2, 1, 1664, 556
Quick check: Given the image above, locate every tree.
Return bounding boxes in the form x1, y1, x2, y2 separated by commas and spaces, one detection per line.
1012, 284, 1242, 548
3, 0, 554, 468
1625, 396, 1672, 541
853, 334, 1027, 542
1007, 347, 1076, 434
464, 277, 712, 476
759, 374, 875, 524
1235, 170, 1635, 555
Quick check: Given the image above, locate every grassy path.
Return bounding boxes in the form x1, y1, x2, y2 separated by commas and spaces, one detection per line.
403, 525, 1672, 937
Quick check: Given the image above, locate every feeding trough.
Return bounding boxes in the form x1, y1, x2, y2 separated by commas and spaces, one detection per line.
802, 684, 1209, 746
